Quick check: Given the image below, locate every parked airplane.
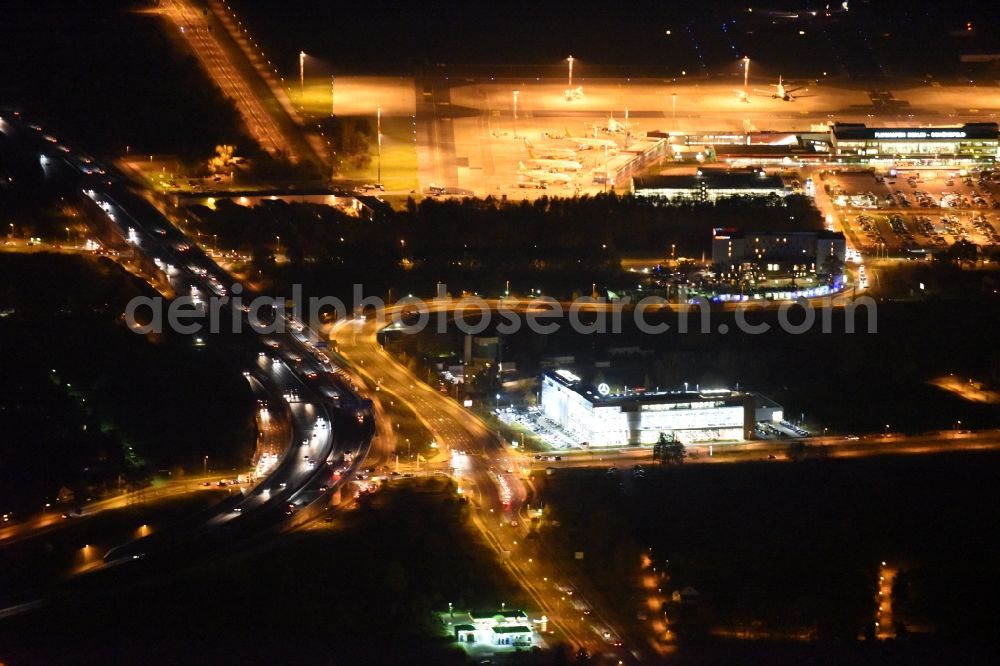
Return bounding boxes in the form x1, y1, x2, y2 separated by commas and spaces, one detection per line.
523, 138, 578, 160
564, 128, 619, 152
524, 150, 583, 172
518, 162, 574, 184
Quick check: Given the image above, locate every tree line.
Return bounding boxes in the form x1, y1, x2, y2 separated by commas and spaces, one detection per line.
192, 192, 822, 300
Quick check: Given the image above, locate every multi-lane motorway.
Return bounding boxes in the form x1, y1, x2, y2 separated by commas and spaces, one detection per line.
0, 112, 374, 571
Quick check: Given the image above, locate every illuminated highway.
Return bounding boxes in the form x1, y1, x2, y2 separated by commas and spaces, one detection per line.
517, 429, 1000, 469
0, 479, 221, 548
0, 114, 374, 573
332, 304, 643, 660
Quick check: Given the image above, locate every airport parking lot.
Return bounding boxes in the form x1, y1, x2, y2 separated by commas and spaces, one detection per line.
823, 169, 1000, 254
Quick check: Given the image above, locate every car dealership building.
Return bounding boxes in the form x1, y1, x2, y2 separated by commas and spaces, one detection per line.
540, 370, 783, 446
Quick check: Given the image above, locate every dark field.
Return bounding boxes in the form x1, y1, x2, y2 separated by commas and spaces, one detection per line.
0, 254, 255, 515
234, 0, 999, 80
538, 451, 1000, 657
0, 0, 251, 160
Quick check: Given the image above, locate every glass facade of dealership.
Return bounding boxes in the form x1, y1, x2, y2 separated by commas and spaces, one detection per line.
831, 123, 999, 161
540, 370, 782, 446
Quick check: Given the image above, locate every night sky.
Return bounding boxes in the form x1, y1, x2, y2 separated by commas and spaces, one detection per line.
231, 0, 1000, 78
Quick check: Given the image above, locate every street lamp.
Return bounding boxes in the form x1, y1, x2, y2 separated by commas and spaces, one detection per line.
203, 455, 208, 475
884, 424, 890, 436
566, 55, 574, 88
376, 105, 382, 185
275, 235, 281, 255
512, 90, 519, 138
299, 51, 306, 100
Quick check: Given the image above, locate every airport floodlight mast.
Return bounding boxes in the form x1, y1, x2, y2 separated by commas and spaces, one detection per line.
512, 90, 519, 138
603, 143, 609, 194
377, 104, 382, 184
743, 56, 750, 89
299, 50, 306, 99
564, 55, 583, 101
331, 75, 335, 116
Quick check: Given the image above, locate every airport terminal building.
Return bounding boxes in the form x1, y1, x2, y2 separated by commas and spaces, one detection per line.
632, 169, 789, 202
540, 370, 782, 446
831, 123, 999, 162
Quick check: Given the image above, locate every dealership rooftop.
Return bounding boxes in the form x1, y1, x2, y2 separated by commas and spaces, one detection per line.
545, 368, 754, 407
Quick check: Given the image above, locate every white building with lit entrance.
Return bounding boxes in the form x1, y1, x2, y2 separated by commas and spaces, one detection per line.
540, 369, 782, 446
454, 609, 534, 647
